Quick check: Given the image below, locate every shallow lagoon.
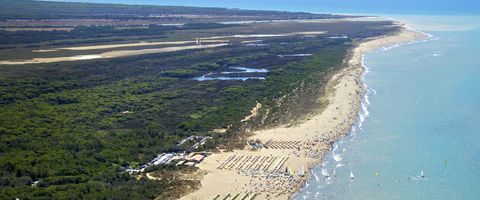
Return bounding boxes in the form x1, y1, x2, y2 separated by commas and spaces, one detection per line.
193, 66, 269, 81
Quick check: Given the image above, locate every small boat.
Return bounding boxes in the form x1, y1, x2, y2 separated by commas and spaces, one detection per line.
350, 171, 355, 179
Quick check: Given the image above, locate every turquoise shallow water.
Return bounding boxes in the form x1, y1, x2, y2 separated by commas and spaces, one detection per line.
296, 16, 480, 200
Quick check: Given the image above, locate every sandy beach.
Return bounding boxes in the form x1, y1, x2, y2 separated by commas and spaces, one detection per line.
179, 27, 427, 200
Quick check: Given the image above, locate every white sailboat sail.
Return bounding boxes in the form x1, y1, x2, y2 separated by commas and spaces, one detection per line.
321, 168, 330, 177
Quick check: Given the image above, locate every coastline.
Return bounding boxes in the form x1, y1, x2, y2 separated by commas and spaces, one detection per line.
179, 26, 428, 200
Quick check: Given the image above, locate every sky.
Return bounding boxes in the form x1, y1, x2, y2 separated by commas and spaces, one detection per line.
47, 0, 480, 15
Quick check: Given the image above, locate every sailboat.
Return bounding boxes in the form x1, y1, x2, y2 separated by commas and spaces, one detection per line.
419, 170, 425, 178
350, 171, 355, 179
321, 168, 330, 177
408, 170, 426, 180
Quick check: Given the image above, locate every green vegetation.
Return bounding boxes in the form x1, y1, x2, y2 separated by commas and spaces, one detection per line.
0, 1, 399, 198
0, 0, 340, 20
0, 35, 352, 199
0, 23, 238, 45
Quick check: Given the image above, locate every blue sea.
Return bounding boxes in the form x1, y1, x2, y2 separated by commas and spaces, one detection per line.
295, 15, 480, 200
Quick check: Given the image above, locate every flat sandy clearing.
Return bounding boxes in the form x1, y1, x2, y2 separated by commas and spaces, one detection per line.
0, 43, 228, 65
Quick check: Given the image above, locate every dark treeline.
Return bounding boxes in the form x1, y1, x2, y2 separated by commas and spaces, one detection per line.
0, 0, 342, 20
0, 23, 237, 45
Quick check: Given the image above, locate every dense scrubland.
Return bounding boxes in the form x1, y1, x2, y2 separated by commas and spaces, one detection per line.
0, 23, 238, 46
0, 0, 341, 20
0, 1, 399, 199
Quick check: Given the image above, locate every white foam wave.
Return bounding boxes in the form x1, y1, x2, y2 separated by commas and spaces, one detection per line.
333, 154, 344, 162
325, 177, 332, 184
403, 24, 434, 38
424, 52, 442, 58
372, 21, 438, 54
378, 32, 437, 53
361, 54, 369, 73
314, 173, 320, 182
356, 53, 371, 131
362, 100, 370, 117
365, 93, 371, 105
358, 101, 369, 129
322, 161, 329, 167
381, 43, 401, 51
